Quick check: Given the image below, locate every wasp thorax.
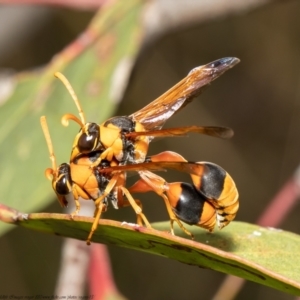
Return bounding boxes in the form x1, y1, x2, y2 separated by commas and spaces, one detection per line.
54, 163, 72, 195
104, 116, 135, 133
77, 123, 101, 152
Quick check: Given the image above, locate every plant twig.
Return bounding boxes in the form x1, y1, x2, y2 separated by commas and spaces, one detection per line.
55, 238, 91, 296
89, 244, 126, 299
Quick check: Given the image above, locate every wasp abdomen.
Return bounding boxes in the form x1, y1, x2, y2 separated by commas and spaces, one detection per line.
193, 163, 239, 229
166, 182, 216, 230
193, 163, 226, 199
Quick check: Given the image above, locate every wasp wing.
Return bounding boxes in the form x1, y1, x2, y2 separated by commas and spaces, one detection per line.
130, 57, 240, 131
125, 125, 234, 139
98, 161, 208, 177
99, 161, 237, 203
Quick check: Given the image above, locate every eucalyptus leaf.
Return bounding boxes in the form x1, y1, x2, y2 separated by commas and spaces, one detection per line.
1, 203, 299, 296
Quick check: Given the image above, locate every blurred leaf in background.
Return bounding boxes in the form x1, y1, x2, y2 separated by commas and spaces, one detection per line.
0, 0, 144, 235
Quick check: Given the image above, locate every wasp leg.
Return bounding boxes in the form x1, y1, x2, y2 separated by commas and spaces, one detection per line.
86, 200, 106, 246
86, 147, 115, 169
160, 192, 194, 239
120, 186, 152, 228
71, 199, 81, 218
69, 185, 81, 218
131, 200, 143, 226
132, 170, 194, 239
149, 151, 187, 163
117, 199, 143, 226
87, 149, 108, 169
87, 156, 102, 169
86, 173, 119, 245
116, 187, 144, 227
112, 171, 150, 227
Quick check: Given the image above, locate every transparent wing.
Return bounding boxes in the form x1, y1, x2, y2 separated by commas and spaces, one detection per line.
130, 57, 240, 131
125, 125, 234, 139
98, 161, 208, 176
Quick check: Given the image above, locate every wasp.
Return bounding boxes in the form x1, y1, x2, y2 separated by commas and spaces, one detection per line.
41, 116, 239, 244
57, 57, 239, 167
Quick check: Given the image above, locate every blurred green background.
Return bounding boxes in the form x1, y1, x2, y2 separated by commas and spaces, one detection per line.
0, 1, 300, 299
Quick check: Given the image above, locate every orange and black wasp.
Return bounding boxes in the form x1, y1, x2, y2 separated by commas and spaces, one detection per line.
58, 57, 239, 166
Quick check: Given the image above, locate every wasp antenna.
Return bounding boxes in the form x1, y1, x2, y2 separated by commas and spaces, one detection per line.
45, 168, 54, 181
54, 72, 86, 125
40, 116, 57, 172
61, 113, 85, 130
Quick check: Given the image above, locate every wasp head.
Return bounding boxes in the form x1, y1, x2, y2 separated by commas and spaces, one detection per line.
68, 122, 103, 162
45, 163, 71, 207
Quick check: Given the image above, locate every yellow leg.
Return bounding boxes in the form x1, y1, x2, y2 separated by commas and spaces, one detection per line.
120, 199, 144, 226
70, 186, 81, 218
160, 193, 194, 239
86, 174, 119, 245
138, 171, 194, 238
120, 186, 152, 228
71, 198, 81, 217
86, 200, 106, 245
88, 147, 113, 169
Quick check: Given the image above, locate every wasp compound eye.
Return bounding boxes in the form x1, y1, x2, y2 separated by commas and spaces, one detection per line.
78, 123, 101, 152
55, 163, 72, 195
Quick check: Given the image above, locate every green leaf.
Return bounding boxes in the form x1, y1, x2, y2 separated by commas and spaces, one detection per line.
1, 203, 299, 296
0, 0, 145, 236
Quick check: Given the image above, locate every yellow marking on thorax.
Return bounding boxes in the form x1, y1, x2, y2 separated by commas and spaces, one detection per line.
99, 124, 121, 148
